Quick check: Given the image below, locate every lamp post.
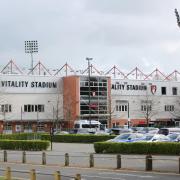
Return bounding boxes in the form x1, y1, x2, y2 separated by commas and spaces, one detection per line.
48, 101, 55, 151
25, 40, 38, 75
127, 102, 130, 129
86, 57, 93, 127
21, 106, 23, 133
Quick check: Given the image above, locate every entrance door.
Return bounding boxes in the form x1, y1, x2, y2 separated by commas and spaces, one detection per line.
175, 121, 180, 127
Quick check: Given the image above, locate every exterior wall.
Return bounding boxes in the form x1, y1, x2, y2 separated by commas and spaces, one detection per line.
63, 75, 111, 128
111, 79, 180, 126
63, 76, 80, 128
0, 74, 63, 133
1, 72, 180, 133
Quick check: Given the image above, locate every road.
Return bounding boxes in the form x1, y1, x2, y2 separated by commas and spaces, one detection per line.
0, 163, 180, 180
0, 143, 179, 179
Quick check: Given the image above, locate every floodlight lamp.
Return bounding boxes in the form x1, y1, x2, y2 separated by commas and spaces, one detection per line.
25, 40, 38, 53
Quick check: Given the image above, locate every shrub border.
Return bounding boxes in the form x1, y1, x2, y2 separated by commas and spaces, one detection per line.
0, 139, 50, 151
94, 142, 180, 155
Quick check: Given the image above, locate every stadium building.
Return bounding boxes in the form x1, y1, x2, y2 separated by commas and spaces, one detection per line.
0, 60, 180, 133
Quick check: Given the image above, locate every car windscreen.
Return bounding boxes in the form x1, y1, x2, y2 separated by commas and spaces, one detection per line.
168, 134, 179, 140
144, 135, 154, 140
115, 134, 131, 140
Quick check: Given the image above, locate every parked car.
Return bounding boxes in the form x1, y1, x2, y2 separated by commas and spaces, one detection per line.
135, 134, 170, 142
137, 127, 159, 134
54, 131, 69, 135
158, 128, 180, 135
95, 129, 110, 135
107, 133, 144, 142
69, 128, 95, 134
131, 127, 144, 132
108, 128, 133, 135
167, 133, 180, 142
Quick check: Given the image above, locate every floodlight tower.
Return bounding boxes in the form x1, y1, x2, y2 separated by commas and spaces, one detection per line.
175, 9, 180, 28
25, 40, 38, 74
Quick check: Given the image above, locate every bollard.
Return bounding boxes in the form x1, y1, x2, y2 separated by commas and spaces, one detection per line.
65, 153, 69, 166
4, 150, 7, 162
54, 171, 61, 180
5, 167, 11, 180
74, 174, 81, 180
116, 154, 121, 169
179, 157, 180, 174
22, 151, 26, 164
42, 151, 46, 165
145, 154, 152, 171
89, 153, 94, 168
30, 169, 36, 180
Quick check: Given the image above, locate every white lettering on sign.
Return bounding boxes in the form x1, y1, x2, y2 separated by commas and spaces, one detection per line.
112, 83, 147, 91
0, 81, 57, 89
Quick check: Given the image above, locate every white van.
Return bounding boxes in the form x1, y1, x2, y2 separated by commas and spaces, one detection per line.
158, 128, 180, 135
74, 120, 101, 129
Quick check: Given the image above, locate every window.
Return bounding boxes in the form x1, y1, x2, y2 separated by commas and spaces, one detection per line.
122, 105, 124, 111
0, 104, 12, 113
24, 104, 45, 112
141, 105, 152, 111
172, 87, 177, 95
164, 105, 174, 112
161, 87, 166, 95
115, 105, 127, 112
116, 105, 118, 111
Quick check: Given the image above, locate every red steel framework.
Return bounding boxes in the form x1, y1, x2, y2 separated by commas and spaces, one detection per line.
1, 60, 180, 81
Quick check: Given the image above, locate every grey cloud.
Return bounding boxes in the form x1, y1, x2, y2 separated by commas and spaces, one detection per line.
0, 0, 180, 75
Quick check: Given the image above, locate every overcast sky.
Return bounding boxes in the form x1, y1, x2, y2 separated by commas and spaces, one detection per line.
1, 0, 180, 75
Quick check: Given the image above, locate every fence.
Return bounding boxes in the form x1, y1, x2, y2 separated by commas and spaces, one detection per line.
0, 167, 81, 180
1, 150, 180, 173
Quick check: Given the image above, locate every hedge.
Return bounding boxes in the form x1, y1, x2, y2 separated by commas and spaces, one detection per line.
0, 133, 43, 140
0, 139, 50, 151
41, 134, 116, 143
94, 142, 180, 155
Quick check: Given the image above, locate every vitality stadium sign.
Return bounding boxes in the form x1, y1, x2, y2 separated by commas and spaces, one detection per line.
0, 80, 57, 88
111, 83, 147, 91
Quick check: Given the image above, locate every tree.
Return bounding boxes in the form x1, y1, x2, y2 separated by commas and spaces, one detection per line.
107, 96, 116, 128
139, 91, 161, 127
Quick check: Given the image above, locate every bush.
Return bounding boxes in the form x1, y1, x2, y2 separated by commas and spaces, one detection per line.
94, 142, 180, 155
0, 139, 49, 151
41, 134, 116, 143
0, 133, 43, 140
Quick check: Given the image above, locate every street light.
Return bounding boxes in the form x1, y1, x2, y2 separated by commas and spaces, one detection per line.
48, 101, 55, 127
86, 57, 93, 127
48, 101, 55, 151
25, 40, 38, 74
127, 102, 130, 129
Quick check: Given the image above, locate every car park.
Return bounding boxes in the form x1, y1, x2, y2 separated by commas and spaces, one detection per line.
136, 127, 159, 134
135, 134, 170, 142
107, 133, 144, 142
108, 128, 132, 135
